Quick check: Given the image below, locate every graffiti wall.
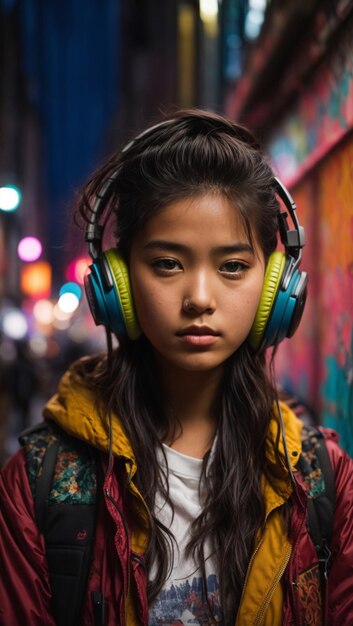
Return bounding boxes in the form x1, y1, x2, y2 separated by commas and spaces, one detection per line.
313, 141, 353, 453
274, 140, 353, 454
269, 16, 353, 188
267, 17, 353, 454
273, 180, 320, 409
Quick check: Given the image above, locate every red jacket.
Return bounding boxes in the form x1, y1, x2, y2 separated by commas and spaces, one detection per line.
1, 369, 353, 625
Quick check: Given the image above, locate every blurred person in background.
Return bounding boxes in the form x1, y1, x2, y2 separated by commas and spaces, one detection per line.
0, 338, 40, 463
4, 340, 40, 428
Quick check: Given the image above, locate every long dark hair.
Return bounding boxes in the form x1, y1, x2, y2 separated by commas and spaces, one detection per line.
75, 109, 280, 620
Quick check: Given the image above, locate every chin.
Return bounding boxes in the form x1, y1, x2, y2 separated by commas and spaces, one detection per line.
165, 354, 228, 373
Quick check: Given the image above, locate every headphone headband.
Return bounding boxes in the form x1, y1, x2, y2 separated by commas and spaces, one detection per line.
85, 120, 176, 261
85, 171, 121, 259
274, 177, 305, 255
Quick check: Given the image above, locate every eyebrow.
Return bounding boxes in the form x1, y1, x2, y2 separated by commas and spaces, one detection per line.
143, 240, 255, 255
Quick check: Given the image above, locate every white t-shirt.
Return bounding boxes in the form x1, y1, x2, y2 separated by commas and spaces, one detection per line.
148, 443, 222, 625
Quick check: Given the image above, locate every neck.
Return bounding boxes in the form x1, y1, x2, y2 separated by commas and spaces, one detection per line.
157, 361, 224, 457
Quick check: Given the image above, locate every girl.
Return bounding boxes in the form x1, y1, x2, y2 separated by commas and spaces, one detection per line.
1, 109, 353, 626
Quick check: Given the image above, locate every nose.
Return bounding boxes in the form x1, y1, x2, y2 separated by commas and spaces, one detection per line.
182, 271, 216, 315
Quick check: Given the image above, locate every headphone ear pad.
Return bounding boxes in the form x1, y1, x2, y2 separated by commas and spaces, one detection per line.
248, 251, 286, 351
104, 249, 141, 340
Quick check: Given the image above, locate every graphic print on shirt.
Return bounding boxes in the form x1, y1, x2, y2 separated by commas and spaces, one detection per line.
149, 573, 221, 625
150, 443, 221, 624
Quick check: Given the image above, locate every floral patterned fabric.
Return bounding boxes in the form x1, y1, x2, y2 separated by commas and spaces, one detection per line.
299, 427, 326, 498
21, 422, 96, 505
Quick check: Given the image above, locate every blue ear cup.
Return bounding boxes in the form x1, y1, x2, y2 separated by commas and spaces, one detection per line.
84, 249, 141, 340
249, 251, 308, 351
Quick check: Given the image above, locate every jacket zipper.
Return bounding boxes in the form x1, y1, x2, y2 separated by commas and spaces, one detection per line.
237, 495, 279, 620
253, 543, 292, 626
236, 533, 266, 624
236, 491, 294, 626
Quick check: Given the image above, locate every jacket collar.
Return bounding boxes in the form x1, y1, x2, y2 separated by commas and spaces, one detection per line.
43, 362, 303, 492
43, 362, 138, 477
263, 401, 303, 515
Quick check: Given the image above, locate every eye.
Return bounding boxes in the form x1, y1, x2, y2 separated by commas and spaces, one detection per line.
219, 260, 248, 278
152, 258, 182, 275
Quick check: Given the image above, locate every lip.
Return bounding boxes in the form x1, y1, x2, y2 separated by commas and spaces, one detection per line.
177, 325, 220, 336
176, 325, 220, 346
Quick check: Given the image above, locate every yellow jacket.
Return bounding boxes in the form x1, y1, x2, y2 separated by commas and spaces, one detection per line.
44, 364, 303, 625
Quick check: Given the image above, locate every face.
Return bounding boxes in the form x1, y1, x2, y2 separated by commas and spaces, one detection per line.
129, 193, 265, 375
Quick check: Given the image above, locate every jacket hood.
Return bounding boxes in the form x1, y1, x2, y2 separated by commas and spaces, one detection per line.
43, 358, 303, 486
43, 358, 138, 476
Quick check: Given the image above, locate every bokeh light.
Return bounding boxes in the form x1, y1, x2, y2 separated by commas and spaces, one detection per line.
57, 292, 80, 314
200, 0, 218, 19
59, 281, 82, 300
20, 262, 52, 298
2, 309, 28, 340
33, 299, 55, 325
53, 303, 72, 321
18, 236, 42, 262
0, 185, 22, 212
66, 257, 91, 285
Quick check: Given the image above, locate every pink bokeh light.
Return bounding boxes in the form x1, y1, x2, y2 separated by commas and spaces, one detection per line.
18, 236, 42, 262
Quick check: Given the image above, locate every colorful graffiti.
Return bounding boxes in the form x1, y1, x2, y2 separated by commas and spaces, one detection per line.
274, 139, 353, 452
316, 142, 353, 451
322, 329, 353, 457
268, 18, 353, 187
264, 14, 353, 453
274, 181, 320, 408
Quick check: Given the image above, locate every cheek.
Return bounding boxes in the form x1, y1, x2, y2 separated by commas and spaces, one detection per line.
132, 277, 175, 333
224, 281, 264, 333
247, 283, 264, 316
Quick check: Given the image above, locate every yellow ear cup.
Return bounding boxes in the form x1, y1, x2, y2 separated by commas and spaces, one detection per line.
104, 248, 141, 340
248, 251, 286, 350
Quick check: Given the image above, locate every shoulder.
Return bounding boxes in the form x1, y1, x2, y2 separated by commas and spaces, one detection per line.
319, 426, 353, 498
299, 424, 353, 518
0, 446, 38, 532
308, 425, 353, 481
299, 424, 352, 479
299, 423, 350, 464
0, 445, 31, 499
19, 421, 97, 505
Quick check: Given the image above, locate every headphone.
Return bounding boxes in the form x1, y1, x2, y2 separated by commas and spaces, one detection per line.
84, 121, 308, 351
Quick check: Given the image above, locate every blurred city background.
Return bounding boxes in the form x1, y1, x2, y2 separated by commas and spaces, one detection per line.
1, 0, 353, 464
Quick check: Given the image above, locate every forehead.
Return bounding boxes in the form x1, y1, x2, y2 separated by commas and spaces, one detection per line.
134, 193, 254, 248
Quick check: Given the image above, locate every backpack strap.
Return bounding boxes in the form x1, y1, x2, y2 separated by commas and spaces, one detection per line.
20, 421, 99, 626
298, 427, 335, 623
35, 438, 60, 534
